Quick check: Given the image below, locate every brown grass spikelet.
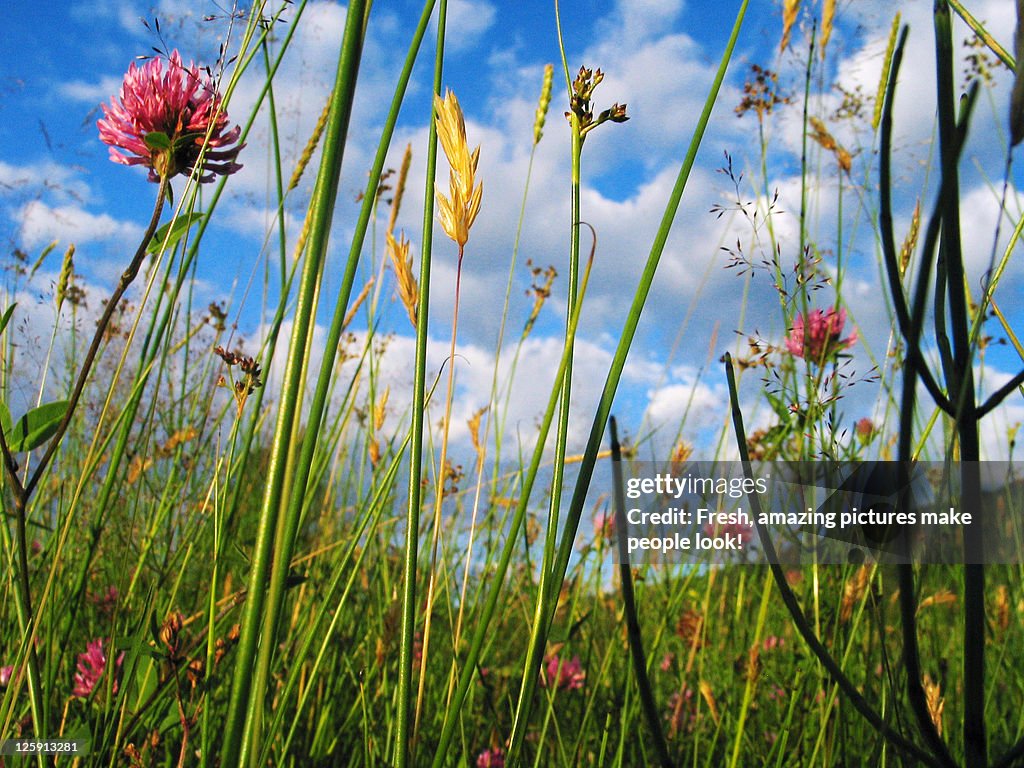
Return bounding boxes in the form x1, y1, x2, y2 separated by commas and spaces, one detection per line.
342, 278, 374, 333
669, 440, 693, 472
434, 89, 482, 248
534, 64, 554, 145
840, 565, 871, 623
373, 386, 389, 431
467, 405, 488, 467
523, 259, 557, 339
918, 588, 956, 613
289, 94, 332, 192
386, 232, 418, 328
699, 680, 720, 725
922, 673, 945, 736
387, 143, 413, 237
993, 584, 1010, 634
780, 0, 800, 52
808, 117, 851, 174
900, 199, 921, 277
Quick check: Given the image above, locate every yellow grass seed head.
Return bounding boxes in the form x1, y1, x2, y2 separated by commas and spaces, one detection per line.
386, 231, 419, 328
820, 0, 836, 60
780, 0, 800, 52
433, 89, 483, 248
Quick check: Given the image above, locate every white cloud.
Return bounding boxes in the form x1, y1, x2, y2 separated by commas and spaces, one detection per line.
16, 201, 142, 250
441, 0, 498, 53
58, 76, 123, 105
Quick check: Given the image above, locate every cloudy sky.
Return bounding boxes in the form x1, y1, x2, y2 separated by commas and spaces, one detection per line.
1, 0, 1022, 463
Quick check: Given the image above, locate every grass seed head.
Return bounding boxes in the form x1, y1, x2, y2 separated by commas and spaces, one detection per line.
386, 231, 418, 328
534, 64, 554, 145
434, 89, 483, 248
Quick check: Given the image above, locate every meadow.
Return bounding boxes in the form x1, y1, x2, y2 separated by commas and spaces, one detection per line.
2, 0, 1024, 766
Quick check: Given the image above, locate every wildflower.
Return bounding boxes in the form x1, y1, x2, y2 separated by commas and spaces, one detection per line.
98, 50, 243, 182
703, 518, 752, 541
541, 654, 585, 691
73, 638, 124, 698
761, 635, 785, 652
433, 89, 482, 249
593, 510, 615, 540
476, 747, 506, 768
855, 417, 875, 444
785, 307, 857, 361
665, 686, 695, 737
0, 665, 12, 686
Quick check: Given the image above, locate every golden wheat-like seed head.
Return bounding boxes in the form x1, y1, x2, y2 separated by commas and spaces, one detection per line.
434, 89, 482, 248
900, 200, 921, 277
387, 143, 413, 237
820, 0, 836, 60
290, 95, 331, 192
780, 0, 800, 52
922, 673, 944, 736
386, 231, 419, 328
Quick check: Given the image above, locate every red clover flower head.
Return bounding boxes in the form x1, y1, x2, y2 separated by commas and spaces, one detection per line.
785, 307, 857, 362
475, 747, 506, 768
541, 653, 585, 691
97, 50, 243, 183
73, 638, 124, 699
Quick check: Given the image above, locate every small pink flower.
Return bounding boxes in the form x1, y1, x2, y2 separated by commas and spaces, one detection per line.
0, 665, 13, 686
785, 307, 856, 362
90, 585, 119, 615
855, 417, 875, 443
762, 635, 785, 652
660, 652, 674, 672
593, 510, 615, 539
541, 654, 585, 691
703, 519, 752, 541
98, 50, 243, 182
475, 747, 506, 768
73, 638, 124, 699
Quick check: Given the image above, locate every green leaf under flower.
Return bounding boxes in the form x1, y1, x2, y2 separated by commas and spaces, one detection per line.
146, 211, 206, 254
143, 131, 171, 151
1, 400, 70, 452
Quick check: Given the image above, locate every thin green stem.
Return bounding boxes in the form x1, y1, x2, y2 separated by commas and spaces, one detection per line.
507, 91, 583, 762
397, 1, 446, 763
220, 2, 368, 762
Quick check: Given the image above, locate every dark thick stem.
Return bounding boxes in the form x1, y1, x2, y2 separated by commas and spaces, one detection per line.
610, 417, 673, 768
723, 355, 944, 768
0, 174, 167, 750
23, 174, 169, 500
934, 4, 985, 765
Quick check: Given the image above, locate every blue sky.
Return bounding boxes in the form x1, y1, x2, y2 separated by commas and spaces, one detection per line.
2, 0, 1023, 461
